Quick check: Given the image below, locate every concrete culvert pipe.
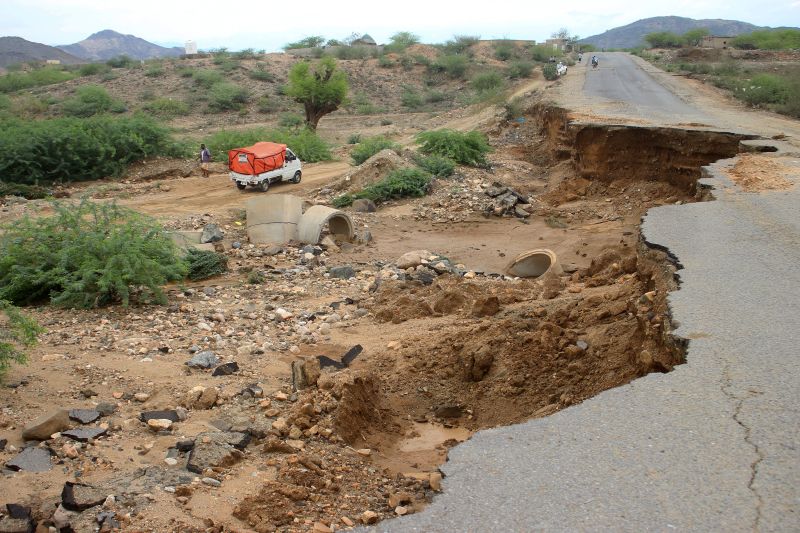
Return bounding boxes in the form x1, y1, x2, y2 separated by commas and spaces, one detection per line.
297, 205, 355, 244
506, 249, 563, 278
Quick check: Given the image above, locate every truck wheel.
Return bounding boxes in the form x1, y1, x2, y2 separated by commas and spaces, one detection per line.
236, 182, 247, 190
291, 171, 302, 184
258, 180, 270, 192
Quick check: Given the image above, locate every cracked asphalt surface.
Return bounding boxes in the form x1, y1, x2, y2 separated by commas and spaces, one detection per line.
365, 54, 800, 531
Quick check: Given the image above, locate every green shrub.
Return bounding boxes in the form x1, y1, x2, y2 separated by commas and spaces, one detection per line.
644, 31, 683, 48
733, 29, 800, 50
193, 69, 224, 88
350, 136, 401, 165
256, 95, 279, 113
378, 55, 394, 68
143, 97, 190, 118
208, 82, 249, 111
278, 112, 304, 128
215, 58, 239, 73
233, 48, 259, 60
335, 46, 372, 60
106, 55, 135, 68
414, 154, 455, 177
542, 64, 558, 81
471, 71, 504, 93
415, 129, 491, 166
246, 270, 265, 284
504, 96, 525, 120
425, 90, 447, 103
185, 249, 228, 281
736, 74, 792, 105
0, 182, 51, 199
249, 65, 275, 81
0, 115, 174, 184
333, 167, 432, 207
177, 66, 196, 78
347, 133, 362, 144
61, 85, 126, 117
352, 92, 381, 114
381, 119, 393, 126
78, 63, 110, 76
0, 301, 43, 379
442, 35, 480, 55
284, 36, 326, 50
507, 60, 534, 79
9, 95, 50, 118
384, 31, 420, 53
433, 55, 469, 79
401, 86, 423, 109
413, 54, 432, 67
494, 42, 515, 61
530, 45, 558, 62
144, 63, 165, 77
205, 127, 332, 162
0, 67, 74, 93
0, 201, 187, 307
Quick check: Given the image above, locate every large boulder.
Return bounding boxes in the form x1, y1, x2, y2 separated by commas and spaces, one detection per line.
396, 250, 432, 270
21, 410, 70, 441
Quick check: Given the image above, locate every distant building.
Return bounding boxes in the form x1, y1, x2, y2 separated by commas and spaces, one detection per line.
700, 36, 733, 49
45, 59, 61, 65
545, 38, 569, 52
351, 34, 377, 46
185, 40, 198, 55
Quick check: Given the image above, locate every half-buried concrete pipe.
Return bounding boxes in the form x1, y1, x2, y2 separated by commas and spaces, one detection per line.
506, 249, 562, 278
246, 195, 304, 244
297, 205, 354, 244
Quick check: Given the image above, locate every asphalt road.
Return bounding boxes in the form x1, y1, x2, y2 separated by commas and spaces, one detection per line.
362, 55, 800, 532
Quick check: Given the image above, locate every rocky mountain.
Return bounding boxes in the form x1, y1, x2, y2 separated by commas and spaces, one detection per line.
58, 30, 183, 61
581, 16, 766, 49
0, 36, 83, 68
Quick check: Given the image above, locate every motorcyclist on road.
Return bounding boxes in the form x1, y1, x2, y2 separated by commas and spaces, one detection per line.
591, 55, 598, 68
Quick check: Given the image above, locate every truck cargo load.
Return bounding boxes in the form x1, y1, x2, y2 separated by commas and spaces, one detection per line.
228, 142, 287, 175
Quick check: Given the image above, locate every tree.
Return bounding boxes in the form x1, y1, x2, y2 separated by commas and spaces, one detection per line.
286, 56, 349, 131
0, 300, 43, 380
551, 28, 571, 40
283, 36, 325, 50
644, 32, 683, 48
385, 31, 420, 53
683, 28, 710, 47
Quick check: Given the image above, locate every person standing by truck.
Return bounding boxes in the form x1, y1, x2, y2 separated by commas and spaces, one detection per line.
199, 144, 211, 178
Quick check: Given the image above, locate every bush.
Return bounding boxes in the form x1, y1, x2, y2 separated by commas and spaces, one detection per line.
507, 60, 534, 79
542, 64, 558, 81
350, 136, 400, 165
347, 133, 362, 144
278, 112, 304, 128
246, 270, 265, 284
0, 201, 187, 308
736, 74, 792, 105
0, 67, 74, 93
530, 45, 558, 62
177, 66, 195, 78
471, 71, 504, 93
185, 249, 228, 281
334, 46, 372, 60
333, 167, 432, 207
352, 92, 381, 114
384, 31, 420, 54
733, 29, 800, 50
61, 85, 126, 117
106, 55, 135, 68
284, 36, 326, 50
208, 82, 249, 111
442, 35, 480, 55
415, 129, 491, 166
193, 69, 224, 88
78, 63, 110, 76
205, 127, 332, 162
433, 55, 469, 79
644, 31, 683, 48
256, 95, 279, 113
144, 62, 165, 77
0, 115, 174, 184
425, 90, 447, 103
233, 48, 259, 60
401, 86, 423, 109
0, 182, 51, 199
0, 301, 43, 380
504, 96, 525, 120
378, 55, 394, 68
249, 65, 275, 81
494, 42, 515, 61
143, 97, 190, 118
8, 95, 50, 118
414, 154, 455, 177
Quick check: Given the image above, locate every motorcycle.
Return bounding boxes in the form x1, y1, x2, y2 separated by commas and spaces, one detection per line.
591, 57, 598, 69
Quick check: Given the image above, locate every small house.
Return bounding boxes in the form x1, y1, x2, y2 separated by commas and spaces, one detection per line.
351, 34, 377, 47
700, 36, 733, 49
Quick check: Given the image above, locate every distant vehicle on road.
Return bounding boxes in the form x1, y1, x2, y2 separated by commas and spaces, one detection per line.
228, 142, 302, 192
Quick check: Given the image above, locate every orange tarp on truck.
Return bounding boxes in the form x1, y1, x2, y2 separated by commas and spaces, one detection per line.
228, 142, 286, 175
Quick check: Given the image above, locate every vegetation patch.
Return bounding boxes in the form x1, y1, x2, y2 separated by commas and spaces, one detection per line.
0, 66, 74, 93
143, 97, 190, 118
205, 127, 332, 162
332, 168, 432, 207
350, 136, 401, 165
415, 129, 491, 166
61, 85, 126, 117
0, 301, 43, 380
414, 154, 455, 177
185, 249, 228, 281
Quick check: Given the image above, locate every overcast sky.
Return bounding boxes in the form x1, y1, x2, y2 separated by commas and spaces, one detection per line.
2, 0, 798, 51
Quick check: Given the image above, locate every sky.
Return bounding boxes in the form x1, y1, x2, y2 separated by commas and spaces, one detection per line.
1, 0, 798, 51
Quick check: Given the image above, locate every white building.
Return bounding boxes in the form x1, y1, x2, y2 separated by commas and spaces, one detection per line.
185, 40, 198, 55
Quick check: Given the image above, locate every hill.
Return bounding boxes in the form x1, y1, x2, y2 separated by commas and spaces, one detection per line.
581, 16, 764, 49
58, 29, 183, 60
0, 36, 83, 68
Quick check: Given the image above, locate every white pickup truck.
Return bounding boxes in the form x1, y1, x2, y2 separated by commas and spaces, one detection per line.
228, 142, 302, 192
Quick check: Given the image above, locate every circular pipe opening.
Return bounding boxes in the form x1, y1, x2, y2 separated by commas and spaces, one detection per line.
506, 249, 562, 278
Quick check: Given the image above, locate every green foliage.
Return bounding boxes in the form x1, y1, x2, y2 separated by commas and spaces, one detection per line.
471, 71, 504, 93
530, 45, 558, 62
205, 127, 332, 162
249, 64, 275, 81
442, 35, 480, 55
0, 115, 174, 184
278, 112, 304, 128
351, 92, 381, 114
286, 56, 349, 130
494, 41, 515, 61
144, 62, 165, 77
542, 63, 558, 81
507, 60, 534, 79
732, 29, 800, 50
193, 69, 224, 88
401, 85, 423, 109
432, 55, 469, 79
0, 301, 43, 379
246, 270, 265, 284
414, 154, 455, 177
334, 46, 372, 60
682, 28, 710, 47
62, 85, 126, 117
78, 63, 111, 76
644, 31, 683, 48
333, 168, 432, 207
7, 95, 50, 118
0, 201, 187, 308
106, 55, 135, 68
256, 95, 279, 113
177, 66, 196, 78
284, 36, 326, 50
233, 48, 259, 60
350, 136, 400, 165
415, 129, 491, 166
0, 182, 51, 199
185, 249, 228, 281
378, 55, 394, 68
0, 66, 74, 93
347, 133, 362, 144
425, 90, 447, 103
208, 82, 250, 112
142, 97, 190, 118
384, 31, 420, 53
734, 74, 794, 106
504, 96, 525, 120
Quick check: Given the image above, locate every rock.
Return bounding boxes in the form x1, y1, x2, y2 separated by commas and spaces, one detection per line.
186, 351, 219, 369
212, 362, 239, 376
387, 341, 401, 350
313, 522, 333, 533
61, 482, 107, 511
95, 402, 116, 416
395, 506, 408, 516
434, 405, 463, 419
388, 491, 411, 507
183, 386, 218, 410
429, 472, 443, 491
147, 419, 173, 431
0, 439, 6, 452
275, 308, 293, 321
358, 229, 373, 244
68, 409, 100, 424
485, 185, 508, 197
133, 392, 150, 402
186, 432, 248, 473
62, 428, 107, 442
471, 296, 500, 317
351, 198, 377, 213
164, 457, 178, 466
576, 340, 589, 351
139, 410, 180, 423
263, 438, 296, 454
80, 388, 98, 398
202, 477, 222, 487
355, 448, 371, 457
291, 358, 321, 391
264, 245, 283, 256
200, 224, 223, 244
341, 516, 354, 527
396, 250, 431, 270
514, 206, 531, 218
329, 265, 355, 280
411, 267, 437, 285
21, 410, 70, 441
51, 505, 77, 530
360, 511, 379, 525
0, 515, 33, 533
175, 439, 195, 452
232, 241, 242, 249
